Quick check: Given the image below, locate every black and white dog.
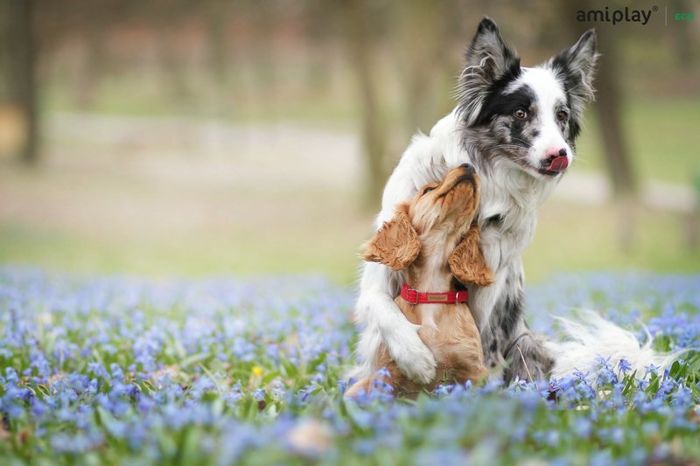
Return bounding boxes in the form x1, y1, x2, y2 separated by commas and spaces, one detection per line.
353, 18, 669, 385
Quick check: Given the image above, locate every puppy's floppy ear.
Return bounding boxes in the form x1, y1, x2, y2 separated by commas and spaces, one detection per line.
458, 17, 521, 126
449, 224, 494, 287
363, 205, 420, 271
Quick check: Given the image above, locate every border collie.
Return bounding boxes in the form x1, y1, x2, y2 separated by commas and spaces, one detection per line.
352, 17, 669, 385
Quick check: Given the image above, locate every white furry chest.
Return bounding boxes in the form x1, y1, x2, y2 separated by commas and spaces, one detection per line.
480, 213, 536, 273
477, 166, 553, 274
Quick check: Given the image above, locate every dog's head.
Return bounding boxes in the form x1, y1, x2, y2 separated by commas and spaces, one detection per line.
458, 17, 598, 179
363, 164, 493, 287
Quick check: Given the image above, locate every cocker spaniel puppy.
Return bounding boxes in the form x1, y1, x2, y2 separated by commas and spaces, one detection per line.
346, 164, 493, 398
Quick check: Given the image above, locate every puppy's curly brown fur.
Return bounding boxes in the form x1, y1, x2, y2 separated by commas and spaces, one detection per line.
362, 205, 420, 272
347, 165, 492, 398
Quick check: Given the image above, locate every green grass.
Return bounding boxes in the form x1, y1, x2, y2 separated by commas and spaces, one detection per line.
575, 97, 700, 185
524, 202, 700, 280
0, 223, 364, 283
1, 201, 699, 285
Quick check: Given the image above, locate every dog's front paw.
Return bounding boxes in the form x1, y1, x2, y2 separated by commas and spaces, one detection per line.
504, 332, 554, 383
386, 328, 436, 384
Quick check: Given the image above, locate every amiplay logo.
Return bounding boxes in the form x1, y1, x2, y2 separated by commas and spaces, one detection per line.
576, 6, 659, 25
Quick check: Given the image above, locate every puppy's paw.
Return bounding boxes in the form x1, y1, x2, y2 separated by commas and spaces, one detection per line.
386, 327, 436, 384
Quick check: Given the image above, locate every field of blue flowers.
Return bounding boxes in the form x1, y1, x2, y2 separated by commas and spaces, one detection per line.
1, 266, 699, 465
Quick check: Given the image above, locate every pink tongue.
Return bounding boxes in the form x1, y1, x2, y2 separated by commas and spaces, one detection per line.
547, 155, 569, 172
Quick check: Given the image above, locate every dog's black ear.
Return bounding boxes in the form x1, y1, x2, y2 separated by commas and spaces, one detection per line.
465, 18, 520, 81
551, 29, 598, 99
458, 18, 521, 126
549, 29, 598, 138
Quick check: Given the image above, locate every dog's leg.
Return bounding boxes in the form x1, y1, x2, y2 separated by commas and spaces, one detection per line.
355, 261, 436, 385
489, 267, 553, 383
470, 261, 509, 376
502, 328, 554, 383
480, 324, 507, 375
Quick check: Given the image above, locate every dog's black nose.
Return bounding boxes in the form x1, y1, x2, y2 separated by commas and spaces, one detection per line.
460, 163, 475, 174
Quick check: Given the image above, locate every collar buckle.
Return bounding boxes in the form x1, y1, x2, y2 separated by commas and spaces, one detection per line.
401, 283, 419, 304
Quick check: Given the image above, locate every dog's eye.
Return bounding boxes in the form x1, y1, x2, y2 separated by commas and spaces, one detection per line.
514, 109, 528, 120
556, 110, 569, 122
421, 186, 435, 196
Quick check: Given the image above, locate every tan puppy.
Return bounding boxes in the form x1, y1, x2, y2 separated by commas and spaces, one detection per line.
347, 164, 493, 398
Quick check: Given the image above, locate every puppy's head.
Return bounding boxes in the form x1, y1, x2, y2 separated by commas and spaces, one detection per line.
407, 163, 480, 237
458, 17, 597, 179
363, 164, 492, 287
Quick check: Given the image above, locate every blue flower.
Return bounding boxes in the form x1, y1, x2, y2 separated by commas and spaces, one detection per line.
0, 267, 698, 465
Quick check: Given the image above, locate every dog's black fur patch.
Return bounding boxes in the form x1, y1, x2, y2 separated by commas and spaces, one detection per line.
495, 288, 524, 341
457, 17, 522, 128
465, 82, 541, 174
550, 56, 583, 142
474, 82, 532, 128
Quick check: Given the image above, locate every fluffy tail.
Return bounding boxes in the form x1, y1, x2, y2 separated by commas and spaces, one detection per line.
544, 310, 681, 380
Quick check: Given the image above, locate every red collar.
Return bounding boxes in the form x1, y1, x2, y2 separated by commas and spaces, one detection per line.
400, 283, 469, 305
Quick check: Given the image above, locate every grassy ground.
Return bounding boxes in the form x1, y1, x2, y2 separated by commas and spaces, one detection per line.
575, 97, 700, 186
524, 202, 700, 281
1, 201, 698, 285
1, 96, 699, 283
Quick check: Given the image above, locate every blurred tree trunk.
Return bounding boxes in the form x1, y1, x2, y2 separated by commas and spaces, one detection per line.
303, 0, 335, 96
671, 0, 694, 68
395, 0, 443, 138
205, 0, 232, 117
592, 28, 638, 251
7, 0, 39, 165
75, 18, 107, 110
152, 4, 192, 107
687, 177, 700, 249
560, 0, 638, 250
593, 30, 637, 198
560, 0, 637, 197
343, 0, 388, 209
159, 33, 192, 105
249, 1, 279, 119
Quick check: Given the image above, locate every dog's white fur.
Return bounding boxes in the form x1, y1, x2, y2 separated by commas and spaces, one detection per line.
546, 311, 678, 379
506, 68, 574, 174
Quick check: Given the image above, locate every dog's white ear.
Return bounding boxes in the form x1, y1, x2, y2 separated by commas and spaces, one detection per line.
449, 225, 494, 287
459, 17, 520, 126
363, 205, 420, 271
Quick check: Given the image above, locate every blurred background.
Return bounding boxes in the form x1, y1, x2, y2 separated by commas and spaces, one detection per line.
0, 0, 698, 284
